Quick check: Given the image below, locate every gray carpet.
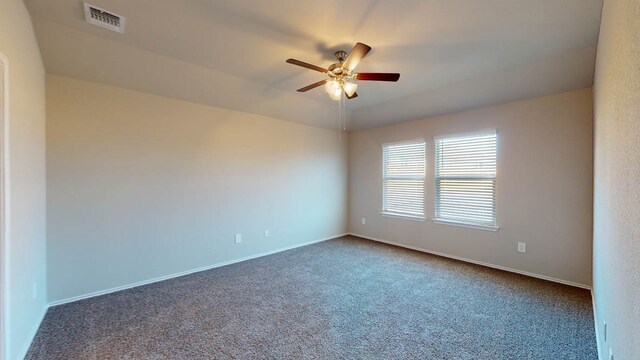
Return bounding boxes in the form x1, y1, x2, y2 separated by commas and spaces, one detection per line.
26, 236, 597, 359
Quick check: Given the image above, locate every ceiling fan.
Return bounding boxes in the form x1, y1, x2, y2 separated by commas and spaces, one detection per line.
286, 42, 400, 101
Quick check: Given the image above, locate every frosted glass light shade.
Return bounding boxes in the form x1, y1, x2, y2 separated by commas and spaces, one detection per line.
343, 81, 357, 97
325, 79, 343, 101
325, 80, 340, 93
328, 88, 342, 101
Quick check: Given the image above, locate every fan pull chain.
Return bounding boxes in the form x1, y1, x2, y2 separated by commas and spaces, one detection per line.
337, 92, 343, 140
342, 92, 347, 131
337, 97, 341, 140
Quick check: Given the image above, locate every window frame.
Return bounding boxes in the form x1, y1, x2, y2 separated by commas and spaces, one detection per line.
433, 130, 499, 231
380, 139, 427, 222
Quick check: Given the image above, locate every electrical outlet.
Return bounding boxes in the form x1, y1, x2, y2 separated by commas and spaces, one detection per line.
32, 283, 38, 299
264, 230, 270, 237
604, 322, 607, 342
235, 234, 242, 244
517, 242, 526, 253
361, 218, 366, 225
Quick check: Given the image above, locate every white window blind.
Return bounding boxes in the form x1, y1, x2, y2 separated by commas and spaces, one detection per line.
382, 140, 426, 219
435, 132, 497, 228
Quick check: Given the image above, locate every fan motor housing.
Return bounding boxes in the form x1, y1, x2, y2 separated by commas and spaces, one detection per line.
328, 63, 343, 75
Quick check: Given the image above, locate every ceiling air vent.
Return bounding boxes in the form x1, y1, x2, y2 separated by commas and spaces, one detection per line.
83, 3, 125, 33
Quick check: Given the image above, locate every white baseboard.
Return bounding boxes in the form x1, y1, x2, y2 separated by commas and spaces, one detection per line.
49, 233, 347, 307
17, 304, 48, 360
349, 233, 591, 290
592, 291, 602, 360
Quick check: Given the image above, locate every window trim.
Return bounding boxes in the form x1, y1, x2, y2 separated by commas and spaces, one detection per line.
381, 211, 427, 222
381, 139, 426, 220
433, 130, 499, 231
433, 129, 497, 141
432, 219, 499, 231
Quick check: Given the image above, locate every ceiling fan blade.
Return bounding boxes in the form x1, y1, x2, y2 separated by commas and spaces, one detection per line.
286, 59, 327, 73
342, 42, 372, 72
346, 91, 358, 99
355, 73, 400, 82
297, 79, 327, 92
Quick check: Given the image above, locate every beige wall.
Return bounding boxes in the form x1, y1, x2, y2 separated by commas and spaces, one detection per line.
0, 1, 48, 359
46, 75, 348, 303
349, 88, 593, 286
592, 0, 640, 359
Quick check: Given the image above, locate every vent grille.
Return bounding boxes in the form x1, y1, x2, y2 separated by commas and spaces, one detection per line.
83, 3, 125, 33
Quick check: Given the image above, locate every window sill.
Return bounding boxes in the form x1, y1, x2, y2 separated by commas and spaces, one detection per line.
380, 212, 427, 222
433, 219, 499, 232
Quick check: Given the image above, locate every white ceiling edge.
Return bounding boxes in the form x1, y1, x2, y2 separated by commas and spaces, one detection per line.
35, 19, 349, 131
350, 44, 597, 131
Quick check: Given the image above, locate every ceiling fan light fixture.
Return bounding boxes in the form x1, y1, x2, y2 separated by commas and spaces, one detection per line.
325, 79, 340, 92
325, 79, 342, 101
328, 87, 343, 101
343, 81, 357, 97
287, 42, 399, 102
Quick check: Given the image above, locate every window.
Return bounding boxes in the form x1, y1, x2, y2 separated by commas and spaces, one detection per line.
382, 140, 426, 220
435, 132, 497, 230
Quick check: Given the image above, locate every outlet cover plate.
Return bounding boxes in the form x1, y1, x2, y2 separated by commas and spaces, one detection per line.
517, 242, 526, 253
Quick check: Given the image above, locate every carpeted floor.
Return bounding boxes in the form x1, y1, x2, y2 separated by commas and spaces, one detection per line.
26, 236, 597, 359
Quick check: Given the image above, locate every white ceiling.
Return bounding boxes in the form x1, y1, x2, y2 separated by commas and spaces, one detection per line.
25, 0, 603, 130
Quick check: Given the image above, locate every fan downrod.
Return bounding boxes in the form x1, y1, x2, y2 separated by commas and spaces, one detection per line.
327, 50, 349, 76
